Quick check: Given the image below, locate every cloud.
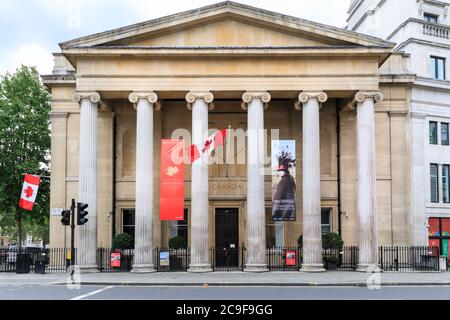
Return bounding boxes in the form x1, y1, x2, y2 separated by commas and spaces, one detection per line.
1, 45, 54, 75
0, 0, 352, 75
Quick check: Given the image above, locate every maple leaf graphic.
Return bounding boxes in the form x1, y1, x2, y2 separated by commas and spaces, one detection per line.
24, 186, 34, 198
202, 139, 212, 153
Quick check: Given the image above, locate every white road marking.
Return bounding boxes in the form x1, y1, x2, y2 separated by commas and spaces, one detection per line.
70, 286, 114, 300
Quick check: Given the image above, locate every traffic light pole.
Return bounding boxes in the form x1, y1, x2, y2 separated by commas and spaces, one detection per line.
70, 198, 75, 268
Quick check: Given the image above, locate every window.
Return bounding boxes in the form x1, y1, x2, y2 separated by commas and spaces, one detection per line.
321, 209, 332, 236
442, 123, 450, 145
430, 121, 438, 144
428, 218, 450, 259
444, 165, 450, 203
424, 13, 439, 23
266, 208, 284, 247
169, 209, 188, 245
430, 56, 446, 80
122, 209, 135, 239
431, 164, 439, 203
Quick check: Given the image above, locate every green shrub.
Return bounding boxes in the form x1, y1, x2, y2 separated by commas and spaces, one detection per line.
322, 232, 344, 249
169, 236, 187, 249
112, 233, 134, 250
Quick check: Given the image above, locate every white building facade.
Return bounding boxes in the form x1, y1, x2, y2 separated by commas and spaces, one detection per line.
348, 0, 450, 250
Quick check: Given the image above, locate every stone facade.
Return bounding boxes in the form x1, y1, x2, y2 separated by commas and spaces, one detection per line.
349, 0, 450, 246
43, 1, 414, 271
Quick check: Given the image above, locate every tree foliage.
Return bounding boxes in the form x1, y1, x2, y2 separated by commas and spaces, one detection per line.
0, 66, 51, 245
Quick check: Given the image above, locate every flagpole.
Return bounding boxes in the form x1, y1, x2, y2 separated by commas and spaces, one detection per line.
225, 125, 231, 178
21, 173, 51, 179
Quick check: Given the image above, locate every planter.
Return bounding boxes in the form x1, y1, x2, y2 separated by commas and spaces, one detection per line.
170, 256, 183, 271
325, 261, 338, 271
120, 255, 132, 271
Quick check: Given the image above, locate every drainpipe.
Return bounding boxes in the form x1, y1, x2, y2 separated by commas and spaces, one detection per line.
336, 100, 342, 237
112, 109, 117, 240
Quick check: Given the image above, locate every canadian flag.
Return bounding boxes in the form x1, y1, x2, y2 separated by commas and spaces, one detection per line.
188, 128, 228, 164
19, 174, 41, 211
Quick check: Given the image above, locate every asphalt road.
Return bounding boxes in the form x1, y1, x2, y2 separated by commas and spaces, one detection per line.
1, 284, 450, 300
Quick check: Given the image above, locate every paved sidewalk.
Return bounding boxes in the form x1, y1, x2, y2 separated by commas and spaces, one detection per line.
2, 271, 450, 286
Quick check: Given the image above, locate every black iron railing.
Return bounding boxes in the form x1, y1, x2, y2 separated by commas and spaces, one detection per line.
379, 246, 440, 272
155, 247, 190, 272
211, 247, 245, 271
98, 248, 134, 272
0, 245, 443, 273
266, 247, 301, 271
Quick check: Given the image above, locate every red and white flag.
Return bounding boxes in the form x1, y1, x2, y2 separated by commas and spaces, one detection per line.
19, 174, 41, 211
188, 128, 228, 164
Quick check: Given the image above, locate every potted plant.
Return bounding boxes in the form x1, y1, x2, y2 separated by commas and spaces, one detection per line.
322, 232, 344, 249
322, 233, 344, 271
168, 236, 187, 271
112, 233, 134, 271
323, 255, 340, 270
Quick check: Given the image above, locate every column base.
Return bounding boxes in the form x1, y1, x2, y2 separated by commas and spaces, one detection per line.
300, 264, 326, 273
356, 264, 381, 273
244, 264, 269, 273
76, 265, 100, 273
131, 264, 156, 273
188, 264, 213, 273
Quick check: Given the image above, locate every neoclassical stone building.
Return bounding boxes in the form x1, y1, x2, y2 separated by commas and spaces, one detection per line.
43, 1, 414, 272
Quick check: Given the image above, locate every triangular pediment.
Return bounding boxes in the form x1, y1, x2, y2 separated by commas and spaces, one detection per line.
60, 1, 394, 49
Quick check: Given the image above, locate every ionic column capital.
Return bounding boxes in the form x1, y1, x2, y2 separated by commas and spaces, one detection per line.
295, 92, 327, 110
128, 92, 161, 111
241, 91, 271, 110
354, 91, 384, 104
72, 92, 101, 104
186, 91, 215, 110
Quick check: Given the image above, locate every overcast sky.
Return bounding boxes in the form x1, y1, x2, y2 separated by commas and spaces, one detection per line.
0, 0, 351, 75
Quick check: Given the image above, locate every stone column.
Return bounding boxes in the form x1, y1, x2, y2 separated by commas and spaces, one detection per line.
186, 91, 214, 273
242, 92, 271, 273
72, 92, 101, 273
354, 91, 383, 272
129, 92, 160, 273
297, 92, 327, 273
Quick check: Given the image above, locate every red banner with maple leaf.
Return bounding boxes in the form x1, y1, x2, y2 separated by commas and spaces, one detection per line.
160, 140, 185, 221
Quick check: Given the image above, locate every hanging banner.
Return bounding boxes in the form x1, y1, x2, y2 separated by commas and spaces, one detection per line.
160, 139, 185, 221
272, 140, 296, 221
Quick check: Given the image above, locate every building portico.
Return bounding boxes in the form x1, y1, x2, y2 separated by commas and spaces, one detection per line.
44, 2, 413, 273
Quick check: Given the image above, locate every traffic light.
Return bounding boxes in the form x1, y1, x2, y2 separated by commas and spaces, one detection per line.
61, 210, 71, 226
77, 202, 89, 225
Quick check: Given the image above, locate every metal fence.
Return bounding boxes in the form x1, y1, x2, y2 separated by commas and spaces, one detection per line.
379, 246, 440, 272
155, 247, 190, 272
0, 246, 444, 273
266, 247, 301, 271
0, 248, 71, 273
322, 246, 359, 271
98, 248, 134, 272
211, 247, 245, 271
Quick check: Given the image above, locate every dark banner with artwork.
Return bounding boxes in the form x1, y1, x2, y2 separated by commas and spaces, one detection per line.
272, 140, 296, 221
160, 139, 185, 221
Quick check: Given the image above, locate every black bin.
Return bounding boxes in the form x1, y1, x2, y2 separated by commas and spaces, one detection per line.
34, 260, 46, 274
16, 253, 31, 274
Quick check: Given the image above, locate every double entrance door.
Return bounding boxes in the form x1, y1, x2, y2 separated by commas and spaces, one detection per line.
215, 208, 239, 268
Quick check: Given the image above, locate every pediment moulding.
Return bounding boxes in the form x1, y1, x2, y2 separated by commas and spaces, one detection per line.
59, 1, 394, 50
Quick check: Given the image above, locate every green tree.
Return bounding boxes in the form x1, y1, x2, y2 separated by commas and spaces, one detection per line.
0, 66, 51, 247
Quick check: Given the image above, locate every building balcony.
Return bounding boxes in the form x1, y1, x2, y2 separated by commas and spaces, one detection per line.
389, 18, 450, 49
